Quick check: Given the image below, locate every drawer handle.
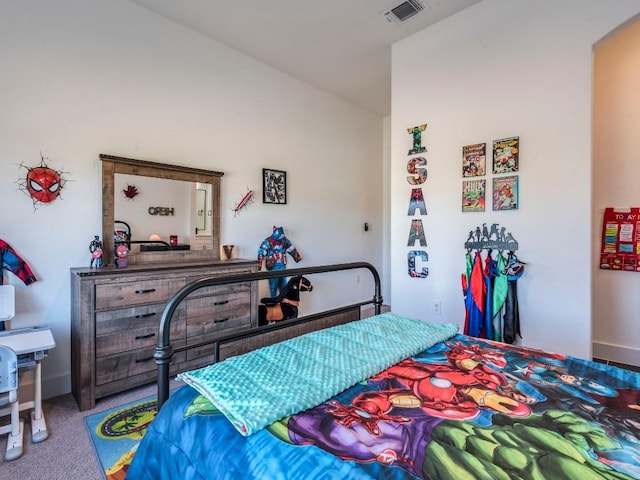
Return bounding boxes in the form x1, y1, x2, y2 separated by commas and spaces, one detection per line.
213, 300, 229, 306
135, 356, 154, 363
135, 288, 157, 294
135, 312, 157, 319
213, 317, 230, 324
135, 333, 156, 340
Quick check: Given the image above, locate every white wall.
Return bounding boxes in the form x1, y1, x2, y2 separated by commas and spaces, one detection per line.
0, 0, 383, 398
390, 0, 640, 359
592, 18, 640, 366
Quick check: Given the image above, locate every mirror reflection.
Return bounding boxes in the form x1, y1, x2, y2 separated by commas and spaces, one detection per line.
195, 187, 206, 232
195, 182, 212, 237
114, 173, 204, 251
100, 154, 223, 265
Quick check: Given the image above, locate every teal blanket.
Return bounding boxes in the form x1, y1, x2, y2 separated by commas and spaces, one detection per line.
178, 313, 458, 436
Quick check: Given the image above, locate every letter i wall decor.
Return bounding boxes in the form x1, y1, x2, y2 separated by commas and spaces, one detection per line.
405, 124, 429, 278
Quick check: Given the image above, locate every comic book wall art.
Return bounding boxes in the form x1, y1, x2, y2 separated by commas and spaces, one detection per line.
462, 179, 486, 212
492, 136, 519, 174
462, 143, 486, 177
493, 175, 519, 211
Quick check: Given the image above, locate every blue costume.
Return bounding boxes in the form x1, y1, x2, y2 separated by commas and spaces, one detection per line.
257, 226, 302, 297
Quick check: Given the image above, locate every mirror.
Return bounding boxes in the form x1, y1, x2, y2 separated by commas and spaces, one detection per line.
101, 154, 223, 265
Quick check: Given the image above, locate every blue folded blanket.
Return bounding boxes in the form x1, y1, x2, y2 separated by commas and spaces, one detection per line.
178, 313, 458, 436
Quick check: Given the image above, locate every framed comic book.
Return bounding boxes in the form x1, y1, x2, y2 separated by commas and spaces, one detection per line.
492, 136, 519, 174
492, 175, 518, 210
462, 179, 486, 212
263, 168, 287, 204
462, 143, 486, 177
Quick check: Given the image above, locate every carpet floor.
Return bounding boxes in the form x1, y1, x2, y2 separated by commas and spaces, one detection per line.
0, 381, 180, 479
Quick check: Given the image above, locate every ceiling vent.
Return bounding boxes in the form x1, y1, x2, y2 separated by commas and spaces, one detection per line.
383, 0, 427, 23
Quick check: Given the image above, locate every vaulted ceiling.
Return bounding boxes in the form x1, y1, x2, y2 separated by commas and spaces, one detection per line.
128, 0, 482, 116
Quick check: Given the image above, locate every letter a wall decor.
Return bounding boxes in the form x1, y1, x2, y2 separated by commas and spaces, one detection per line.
407, 188, 427, 216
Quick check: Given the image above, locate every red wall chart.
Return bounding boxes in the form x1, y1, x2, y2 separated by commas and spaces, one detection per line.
600, 207, 640, 272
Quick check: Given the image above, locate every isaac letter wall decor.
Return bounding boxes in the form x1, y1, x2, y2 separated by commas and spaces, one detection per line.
405, 123, 429, 278
263, 169, 286, 204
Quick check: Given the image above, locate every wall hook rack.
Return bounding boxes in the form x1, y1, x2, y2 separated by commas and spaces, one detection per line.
464, 222, 518, 251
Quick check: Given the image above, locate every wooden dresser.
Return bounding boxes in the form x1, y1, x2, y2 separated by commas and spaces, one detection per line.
70, 259, 259, 411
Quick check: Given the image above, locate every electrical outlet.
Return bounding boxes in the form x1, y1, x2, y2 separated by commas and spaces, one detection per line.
432, 300, 441, 315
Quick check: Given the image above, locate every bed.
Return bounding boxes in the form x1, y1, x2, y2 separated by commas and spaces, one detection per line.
126, 263, 640, 480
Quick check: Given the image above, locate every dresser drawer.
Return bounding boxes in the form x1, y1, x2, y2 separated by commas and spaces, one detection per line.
95, 347, 186, 385
184, 281, 250, 299
95, 304, 186, 357
186, 293, 252, 339
95, 278, 186, 310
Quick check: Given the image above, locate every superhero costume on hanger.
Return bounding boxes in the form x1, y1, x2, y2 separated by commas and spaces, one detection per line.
492, 252, 509, 341
0, 238, 37, 330
463, 251, 485, 338
482, 251, 495, 341
502, 252, 525, 344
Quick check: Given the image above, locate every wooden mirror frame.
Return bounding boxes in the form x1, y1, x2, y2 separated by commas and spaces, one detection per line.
100, 154, 223, 266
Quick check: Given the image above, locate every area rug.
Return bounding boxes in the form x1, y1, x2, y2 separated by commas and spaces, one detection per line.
84, 395, 158, 480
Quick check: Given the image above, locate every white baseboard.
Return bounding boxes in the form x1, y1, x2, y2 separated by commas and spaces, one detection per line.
17, 370, 70, 401
43, 373, 71, 399
592, 341, 640, 367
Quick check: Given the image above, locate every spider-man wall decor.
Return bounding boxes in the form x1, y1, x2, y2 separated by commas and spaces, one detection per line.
17, 154, 68, 209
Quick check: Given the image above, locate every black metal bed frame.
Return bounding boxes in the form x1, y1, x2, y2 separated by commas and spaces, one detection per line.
154, 261, 383, 409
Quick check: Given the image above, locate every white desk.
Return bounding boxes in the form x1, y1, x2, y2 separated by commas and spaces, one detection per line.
0, 327, 55, 460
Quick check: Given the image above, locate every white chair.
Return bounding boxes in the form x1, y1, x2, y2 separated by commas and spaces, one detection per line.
0, 345, 22, 461
0, 285, 55, 461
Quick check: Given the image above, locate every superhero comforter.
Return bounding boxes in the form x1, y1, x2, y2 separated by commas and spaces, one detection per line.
127, 334, 640, 480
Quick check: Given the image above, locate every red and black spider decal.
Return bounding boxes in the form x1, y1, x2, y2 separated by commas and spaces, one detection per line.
123, 184, 140, 199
